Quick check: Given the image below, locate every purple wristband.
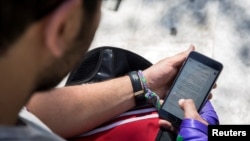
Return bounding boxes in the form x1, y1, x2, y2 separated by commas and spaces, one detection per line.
180, 118, 208, 135
178, 118, 208, 141
199, 101, 219, 125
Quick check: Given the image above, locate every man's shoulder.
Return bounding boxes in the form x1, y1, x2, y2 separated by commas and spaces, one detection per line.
0, 107, 65, 141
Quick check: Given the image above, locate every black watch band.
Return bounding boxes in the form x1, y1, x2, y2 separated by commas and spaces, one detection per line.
128, 71, 147, 107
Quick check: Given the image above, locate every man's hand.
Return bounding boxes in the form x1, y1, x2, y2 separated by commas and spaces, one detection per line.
143, 45, 195, 99
179, 99, 208, 125
158, 99, 208, 132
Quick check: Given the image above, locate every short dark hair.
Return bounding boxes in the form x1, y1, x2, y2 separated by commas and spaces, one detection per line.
0, 0, 64, 55
0, 0, 99, 55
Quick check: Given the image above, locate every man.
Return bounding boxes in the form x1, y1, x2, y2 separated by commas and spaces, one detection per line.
0, 0, 218, 140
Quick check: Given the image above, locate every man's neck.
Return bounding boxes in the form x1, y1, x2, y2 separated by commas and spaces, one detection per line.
0, 52, 36, 125
0, 75, 33, 125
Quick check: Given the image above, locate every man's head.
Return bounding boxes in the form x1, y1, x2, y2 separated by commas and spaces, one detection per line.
0, 0, 101, 92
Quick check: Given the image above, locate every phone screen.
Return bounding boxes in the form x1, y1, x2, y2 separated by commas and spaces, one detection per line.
161, 57, 220, 120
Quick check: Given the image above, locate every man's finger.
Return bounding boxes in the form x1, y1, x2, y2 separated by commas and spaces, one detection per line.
179, 99, 196, 111
179, 99, 208, 125
208, 93, 213, 99
179, 99, 198, 119
160, 99, 164, 105
212, 83, 217, 89
159, 120, 176, 133
167, 45, 195, 67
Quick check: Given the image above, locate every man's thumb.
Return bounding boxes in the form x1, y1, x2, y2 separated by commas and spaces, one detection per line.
179, 99, 197, 117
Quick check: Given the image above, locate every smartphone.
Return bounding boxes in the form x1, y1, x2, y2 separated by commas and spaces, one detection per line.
159, 51, 223, 128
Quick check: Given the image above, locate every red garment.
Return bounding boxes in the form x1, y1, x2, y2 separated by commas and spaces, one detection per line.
69, 107, 160, 141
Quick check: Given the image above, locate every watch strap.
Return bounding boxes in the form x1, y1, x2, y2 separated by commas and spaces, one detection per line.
128, 71, 146, 107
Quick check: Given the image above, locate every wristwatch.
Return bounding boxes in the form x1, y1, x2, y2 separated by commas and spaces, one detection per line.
128, 71, 147, 107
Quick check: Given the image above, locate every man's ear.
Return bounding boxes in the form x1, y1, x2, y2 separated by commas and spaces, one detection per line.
44, 0, 81, 58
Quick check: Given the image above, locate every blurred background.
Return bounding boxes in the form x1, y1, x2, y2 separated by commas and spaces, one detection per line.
60, 0, 250, 124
